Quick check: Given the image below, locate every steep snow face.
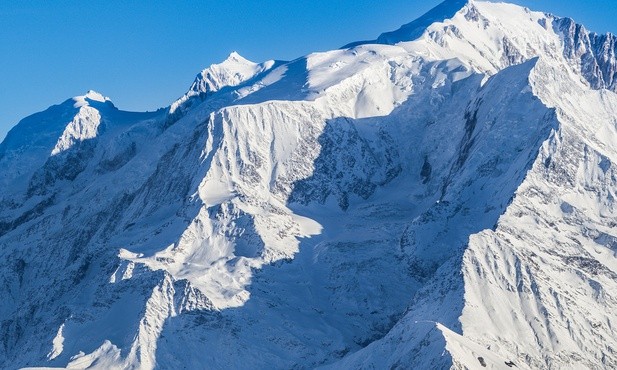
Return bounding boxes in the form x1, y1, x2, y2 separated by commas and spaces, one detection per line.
50, 107, 102, 156
0, 98, 81, 195
321, 57, 558, 370
0, 92, 161, 204
457, 55, 617, 369
3, 0, 617, 369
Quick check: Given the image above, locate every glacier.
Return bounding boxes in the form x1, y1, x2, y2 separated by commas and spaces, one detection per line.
2, 0, 617, 369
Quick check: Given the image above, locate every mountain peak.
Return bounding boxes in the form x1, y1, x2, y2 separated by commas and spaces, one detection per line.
187, 53, 266, 95
376, 0, 471, 44
345, 0, 471, 47
84, 90, 108, 102
225, 51, 251, 64
72, 90, 112, 108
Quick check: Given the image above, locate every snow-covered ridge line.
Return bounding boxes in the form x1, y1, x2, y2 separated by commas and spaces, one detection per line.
347, 0, 617, 93
343, 0, 470, 48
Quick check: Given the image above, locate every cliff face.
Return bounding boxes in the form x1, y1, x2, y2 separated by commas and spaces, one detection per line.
554, 17, 617, 91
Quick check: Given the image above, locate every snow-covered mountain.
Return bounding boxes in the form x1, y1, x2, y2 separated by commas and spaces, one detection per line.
2, 0, 617, 369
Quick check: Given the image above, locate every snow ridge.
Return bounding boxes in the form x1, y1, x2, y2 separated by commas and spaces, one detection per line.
345, 0, 470, 47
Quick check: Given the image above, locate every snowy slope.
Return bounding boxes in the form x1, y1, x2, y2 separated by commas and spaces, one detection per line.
2, 0, 617, 369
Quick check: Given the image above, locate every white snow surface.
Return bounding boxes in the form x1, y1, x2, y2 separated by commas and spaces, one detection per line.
2, 0, 617, 369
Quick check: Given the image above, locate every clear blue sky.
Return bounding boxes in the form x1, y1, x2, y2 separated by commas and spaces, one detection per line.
2, 0, 617, 141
